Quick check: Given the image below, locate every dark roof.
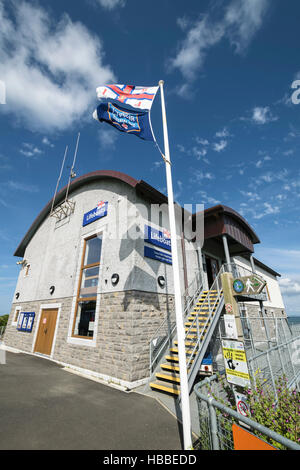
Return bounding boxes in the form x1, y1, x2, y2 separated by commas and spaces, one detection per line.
202, 204, 260, 244
14, 170, 259, 257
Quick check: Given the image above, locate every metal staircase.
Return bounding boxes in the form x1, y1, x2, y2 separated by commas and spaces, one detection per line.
150, 267, 225, 396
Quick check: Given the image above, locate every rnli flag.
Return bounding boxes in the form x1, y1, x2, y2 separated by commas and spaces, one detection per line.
93, 102, 155, 142
96, 84, 158, 111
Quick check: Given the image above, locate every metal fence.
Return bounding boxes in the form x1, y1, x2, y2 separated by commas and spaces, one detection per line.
194, 374, 300, 450
212, 313, 300, 396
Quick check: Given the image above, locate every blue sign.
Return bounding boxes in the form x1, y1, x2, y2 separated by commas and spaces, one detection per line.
233, 279, 245, 294
144, 246, 172, 265
144, 225, 171, 252
18, 312, 35, 332
83, 202, 108, 227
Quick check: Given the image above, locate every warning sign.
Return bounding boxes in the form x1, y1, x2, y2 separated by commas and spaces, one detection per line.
234, 392, 250, 418
222, 340, 251, 388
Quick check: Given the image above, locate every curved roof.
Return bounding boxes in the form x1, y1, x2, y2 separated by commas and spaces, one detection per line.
14, 170, 259, 257
203, 204, 260, 244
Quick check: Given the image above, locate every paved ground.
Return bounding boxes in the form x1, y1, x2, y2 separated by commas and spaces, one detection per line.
0, 352, 183, 450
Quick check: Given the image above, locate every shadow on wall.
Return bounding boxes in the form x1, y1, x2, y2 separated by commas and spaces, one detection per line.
119, 224, 173, 318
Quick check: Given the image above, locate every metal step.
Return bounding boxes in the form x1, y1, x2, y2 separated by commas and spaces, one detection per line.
150, 380, 180, 396
155, 372, 181, 384
165, 355, 194, 365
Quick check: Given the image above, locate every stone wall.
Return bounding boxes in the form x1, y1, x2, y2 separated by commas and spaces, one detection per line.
4, 290, 175, 385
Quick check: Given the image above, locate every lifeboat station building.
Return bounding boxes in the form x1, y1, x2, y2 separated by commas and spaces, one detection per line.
3, 170, 286, 390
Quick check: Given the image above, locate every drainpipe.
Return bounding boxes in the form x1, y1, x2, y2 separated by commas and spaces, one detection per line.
250, 255, 272, 348
222, 234, 232, 272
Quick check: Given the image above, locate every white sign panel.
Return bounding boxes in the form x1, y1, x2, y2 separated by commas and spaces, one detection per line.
222, 340, 251, 388
224, 314, 238, 340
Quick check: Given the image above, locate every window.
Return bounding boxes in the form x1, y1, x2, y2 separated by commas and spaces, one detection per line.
12, 307, 21, 325
25, 264, 30, 276
72, 235, 102, 339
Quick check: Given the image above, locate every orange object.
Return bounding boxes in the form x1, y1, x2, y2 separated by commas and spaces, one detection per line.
232, 424, 277, 450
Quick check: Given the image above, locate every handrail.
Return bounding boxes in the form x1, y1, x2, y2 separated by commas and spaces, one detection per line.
149, 270, 203, 373
185, 265, 225, 374
194, 374, 300, 450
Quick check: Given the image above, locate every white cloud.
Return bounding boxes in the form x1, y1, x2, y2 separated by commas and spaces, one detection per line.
196, 190, 220, 206
171, 0, 270, 82
196, 137, 209, 146
215, 127, 230, 138
7, 180, 39, 192
98, 127, 119, 149
251, 106, 278, 125
42, 137, 54, 148
193, 170, 215, 182
96, 0, 125, 9
279, 278, 300, 297
253, 202, 280, 219
0, 1, 115, 132
213, 140, 228, 152
20, 142, 43, 158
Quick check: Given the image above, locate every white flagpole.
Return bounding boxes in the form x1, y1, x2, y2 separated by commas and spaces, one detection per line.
158, 80, 192, 450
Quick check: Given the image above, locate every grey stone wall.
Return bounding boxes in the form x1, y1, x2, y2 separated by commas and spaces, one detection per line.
4, 290, 175, 385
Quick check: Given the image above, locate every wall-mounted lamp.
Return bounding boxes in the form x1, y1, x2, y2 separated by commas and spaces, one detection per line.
15, 292, 20, 300
111, 273, 119, 286
16, 259, 27, 266
49, 286, 55, 295
157, 276, 166, 288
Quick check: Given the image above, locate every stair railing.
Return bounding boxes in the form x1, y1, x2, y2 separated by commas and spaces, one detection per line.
149, 269, 203, 373
185, 265, 226, 390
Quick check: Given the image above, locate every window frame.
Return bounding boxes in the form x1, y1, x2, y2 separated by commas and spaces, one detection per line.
12, 306, 21, 326
71, 234, 102, 339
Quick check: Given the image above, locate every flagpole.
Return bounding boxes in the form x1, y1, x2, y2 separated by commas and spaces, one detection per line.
158, 80, 192, 450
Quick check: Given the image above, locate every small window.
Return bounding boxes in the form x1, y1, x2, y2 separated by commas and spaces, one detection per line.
12, 307, 21, 325
72, 235, 102, 339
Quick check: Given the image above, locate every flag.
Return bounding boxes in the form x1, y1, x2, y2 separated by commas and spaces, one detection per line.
96, 84, 158, 111
93, 101, 155, 141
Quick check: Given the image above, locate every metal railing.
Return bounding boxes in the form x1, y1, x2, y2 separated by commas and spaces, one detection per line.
213, 314, 300, 397
149, 270, 203, 373
223, 262, 268, 301
194, 374, 300, 450
185, 266, 225, 392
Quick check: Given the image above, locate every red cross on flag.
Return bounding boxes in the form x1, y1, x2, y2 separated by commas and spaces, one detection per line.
96, 84, 159, 110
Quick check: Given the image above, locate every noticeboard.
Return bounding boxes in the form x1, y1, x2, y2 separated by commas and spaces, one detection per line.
17, 312, 35, 333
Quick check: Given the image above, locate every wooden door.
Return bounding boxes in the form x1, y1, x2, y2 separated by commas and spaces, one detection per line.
34, 309, 58, 356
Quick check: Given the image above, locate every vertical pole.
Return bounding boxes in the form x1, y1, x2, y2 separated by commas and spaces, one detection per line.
159, 80, 192, 450
222, 235, 232, 273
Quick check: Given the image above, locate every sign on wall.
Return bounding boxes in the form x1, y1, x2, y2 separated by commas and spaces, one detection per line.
144, 246, 172, 265
144, 225, 171, 252
224, 314, 238, 340
83, 201, 108, 227
17, 312, 35, 333
222, 339, 251, 388
232, 275, 266, 296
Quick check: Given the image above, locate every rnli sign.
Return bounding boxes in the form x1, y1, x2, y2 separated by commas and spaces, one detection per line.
144, 246, 172, 265
144, 225, 171, 252
83, 201, 108, 227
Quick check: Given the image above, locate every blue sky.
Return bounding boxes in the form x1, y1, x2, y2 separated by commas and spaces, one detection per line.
0, 0, 300, 316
